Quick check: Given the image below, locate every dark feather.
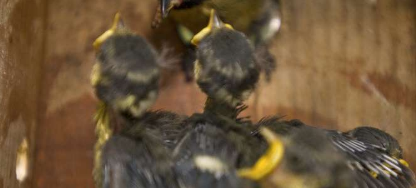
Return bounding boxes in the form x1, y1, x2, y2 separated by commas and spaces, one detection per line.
95, 34, 160, 118
346, 126, 403, 158
327, 130, 415, 188
101, 135, 180, 188
196, 28, 259, 102
255, 117, 415, 188
122, 110, 188, 150
254, 45, 276, 81
172, 117, 259, 188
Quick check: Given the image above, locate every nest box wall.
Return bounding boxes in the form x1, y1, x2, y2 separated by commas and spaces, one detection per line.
0, 0, 414, 188
0, 0, 46, 187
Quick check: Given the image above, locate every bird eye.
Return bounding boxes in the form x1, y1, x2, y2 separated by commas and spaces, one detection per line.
290, 155, 300, 164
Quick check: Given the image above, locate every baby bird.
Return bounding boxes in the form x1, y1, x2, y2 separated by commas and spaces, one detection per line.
91, 13, 185, 188
241, 126, 356, 188
171, 10, 265, 188
154, 0, 280, 81
239, 120, 357, 188
241, 117, 416, 188
92, 14, 159, 120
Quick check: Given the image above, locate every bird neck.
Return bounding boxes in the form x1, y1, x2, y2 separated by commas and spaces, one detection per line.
203, 97, 241, 119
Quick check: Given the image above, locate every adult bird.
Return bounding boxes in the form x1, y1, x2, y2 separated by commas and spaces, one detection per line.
241, 117, 416, 188
171, 10, 266, 188
91, 13, 186, 188
153, 0, 281, 81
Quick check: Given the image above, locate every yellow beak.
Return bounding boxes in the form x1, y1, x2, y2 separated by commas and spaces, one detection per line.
238, 127, 285, 181
93, 12, 124, 51
191, 9, 233, 46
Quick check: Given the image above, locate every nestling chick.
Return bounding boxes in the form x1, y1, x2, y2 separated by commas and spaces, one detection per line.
92, 15, 159, 119
154, 0, 280, 81
241, 127, 355, 188
91, 13, 185, 188
192, 10, 260, 112
171, 10, 265, 188
243, 117, 416, 188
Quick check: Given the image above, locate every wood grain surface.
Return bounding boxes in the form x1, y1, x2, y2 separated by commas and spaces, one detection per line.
0, 0, 46, 187
1, 0, 415, 187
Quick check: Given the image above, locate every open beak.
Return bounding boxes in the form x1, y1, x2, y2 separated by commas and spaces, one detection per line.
191, 9, 233, 46
152, 0, 181, 28
160, 0, 183, 18
93, 12, 125, 51
238, 127, 285, 181
161, 0, 172, 18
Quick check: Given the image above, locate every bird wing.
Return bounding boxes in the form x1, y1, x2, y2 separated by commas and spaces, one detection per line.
327, 130, 416, 188
347, 126, 403, 158
101, 135, 179, 188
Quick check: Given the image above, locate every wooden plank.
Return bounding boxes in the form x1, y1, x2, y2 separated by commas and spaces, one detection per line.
0, 0, 46, 187
255, 0, 416, 170
33, 0, 416, 187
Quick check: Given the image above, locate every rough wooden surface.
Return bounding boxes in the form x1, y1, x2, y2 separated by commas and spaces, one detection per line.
28, 0, 416, 187
258, 0, 416, 169
0, 0, 46, 187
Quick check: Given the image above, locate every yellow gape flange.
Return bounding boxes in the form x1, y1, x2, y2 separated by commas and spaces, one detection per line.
399, 159, 410, 167
238, 127, 285, 180
93, 12, 123, 50
191, 9, 233, 46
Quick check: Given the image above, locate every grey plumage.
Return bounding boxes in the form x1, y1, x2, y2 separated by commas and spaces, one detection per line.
256, 118, 416, 188
328, 129, 415, 188
101, 135, 180, 188
95, 34, 160, 119
92, 14, 187, 188
346, 126, 403, 159
156, 0, 281, 81
171, 13, 264, 188
196, 28, 260, 107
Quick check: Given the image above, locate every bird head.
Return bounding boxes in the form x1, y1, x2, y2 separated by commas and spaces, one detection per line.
240, 127, 354, 188
93, 13, 128, 51
151, 0, 205, 28
192, 10, 259, 107
92, 13, 160, 118
278, 128, 354, 188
